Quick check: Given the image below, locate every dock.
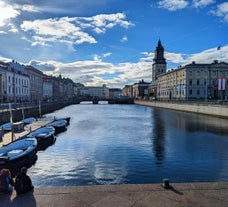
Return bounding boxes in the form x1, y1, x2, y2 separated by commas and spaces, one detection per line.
0, 120, 52, 147
1, 182, 228, 207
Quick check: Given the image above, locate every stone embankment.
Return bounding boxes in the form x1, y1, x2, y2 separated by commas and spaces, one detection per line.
1, 182, 228, 207
135, 100, 228, 118
0, 102, 72, 126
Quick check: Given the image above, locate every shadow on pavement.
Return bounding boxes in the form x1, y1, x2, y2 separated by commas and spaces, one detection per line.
11, 191, 36, 207
0, 192, 13, 207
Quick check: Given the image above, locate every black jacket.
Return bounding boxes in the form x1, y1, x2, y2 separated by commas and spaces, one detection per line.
14, 172, 34, 194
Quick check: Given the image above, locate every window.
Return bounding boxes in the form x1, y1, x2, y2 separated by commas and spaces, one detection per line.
204, 79, 207, 85
197, 90, 200, 95
189, 90, 192, 95
197, 80, 200, 85
189, 80, 192, 85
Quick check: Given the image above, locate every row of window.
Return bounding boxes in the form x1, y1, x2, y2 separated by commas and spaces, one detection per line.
188, 70, 228, 77
159, 89, 208, 97
8, 75, 29, 86
8, 86, 29, 95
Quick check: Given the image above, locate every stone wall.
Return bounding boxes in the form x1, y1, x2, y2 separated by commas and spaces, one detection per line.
135, 100, 228, 118
0, 102, 72, 125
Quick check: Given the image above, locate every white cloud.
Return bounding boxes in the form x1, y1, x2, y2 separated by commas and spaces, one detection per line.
21, 17, 97, 46
93, 55, 102, 62
121, 36, 128, 42
158, 0, 188, 11
8, 23, 18, 33
165, 52, 186, 63
192, 0, 215, 8
13, 4, 39, 13
76, 13, 134, 34
183, 45, 228, 64
210, 2, 228, 23
0, 2, 20, 27
103, 52, 112, 58
20, 13, 133, 47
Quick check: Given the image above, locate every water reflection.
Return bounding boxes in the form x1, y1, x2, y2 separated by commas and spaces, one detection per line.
26, 104, 228, 187
151, 109, 166, 165
169, 110, 228, 136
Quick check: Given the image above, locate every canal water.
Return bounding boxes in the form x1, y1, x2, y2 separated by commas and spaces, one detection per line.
29, 103, 228, 187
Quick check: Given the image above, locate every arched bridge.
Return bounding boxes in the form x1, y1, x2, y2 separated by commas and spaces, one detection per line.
74, 97, 134, 104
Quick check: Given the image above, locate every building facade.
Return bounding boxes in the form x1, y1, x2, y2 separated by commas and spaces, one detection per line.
157, 61, 228, 101
132, 80, 150, 99
0, 62, 7, 103
80, 84, 109, 98
0, 61, 30, 103
122, 85, 133, 97
26, 65, 44, 102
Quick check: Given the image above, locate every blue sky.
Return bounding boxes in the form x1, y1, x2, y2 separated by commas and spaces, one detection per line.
0, 0, 227, 88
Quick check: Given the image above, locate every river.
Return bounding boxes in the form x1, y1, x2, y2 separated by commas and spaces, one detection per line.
28, 103, 228, 187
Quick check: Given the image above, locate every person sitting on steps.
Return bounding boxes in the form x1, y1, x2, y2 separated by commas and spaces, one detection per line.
14, 167, 34, 195
0, 168, 14, 194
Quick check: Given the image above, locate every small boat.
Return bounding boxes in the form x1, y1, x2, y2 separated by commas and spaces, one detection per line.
22, 117, 36, 125
48, 119, 67, 134
27, 126, 55, 151
0, 138, 37, 166
58, 117, 71, 125
0, 122, 12, 132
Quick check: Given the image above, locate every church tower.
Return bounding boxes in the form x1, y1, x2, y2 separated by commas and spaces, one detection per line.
152, 39, 167, 82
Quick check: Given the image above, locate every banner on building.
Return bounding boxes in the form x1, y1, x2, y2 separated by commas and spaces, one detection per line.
157, 85, 161, 94
218, 78, 226, 90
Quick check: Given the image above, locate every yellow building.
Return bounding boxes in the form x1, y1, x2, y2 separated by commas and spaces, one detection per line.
157, 61, 228, 101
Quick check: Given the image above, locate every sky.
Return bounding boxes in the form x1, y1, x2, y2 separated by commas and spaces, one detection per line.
0, 0, 228, 88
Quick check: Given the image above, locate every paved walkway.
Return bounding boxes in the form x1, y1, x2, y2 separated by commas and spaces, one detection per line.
0, 120, 52, 147
1, 182, 228, 207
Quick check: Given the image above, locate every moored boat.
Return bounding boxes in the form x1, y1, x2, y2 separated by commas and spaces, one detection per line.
48, 119, 67, 134
0, 137, 37, 166
27, 126, 55, 151
0, 122, 12, 132
22, 117, 36, 125
60, 117, 71, 125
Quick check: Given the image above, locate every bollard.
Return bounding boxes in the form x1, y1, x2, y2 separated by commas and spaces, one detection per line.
162, 178, 171, 189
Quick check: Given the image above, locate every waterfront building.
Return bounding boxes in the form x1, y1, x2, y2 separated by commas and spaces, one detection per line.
0, 61, 30, 103
26, 65, 44, 102
157, 61, 228, 101
43, 75, 53, 102
62, 78, 75, 101
122, 85, 133, 97
80, 84, 109, 98
132, 80, 150, 99
109, 88, 122, 97
0, 62, 7, 103
146, 39, 228, 101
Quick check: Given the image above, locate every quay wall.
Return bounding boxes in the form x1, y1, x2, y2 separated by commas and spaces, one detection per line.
135, 100, 228, 118
0, 102, 72, 125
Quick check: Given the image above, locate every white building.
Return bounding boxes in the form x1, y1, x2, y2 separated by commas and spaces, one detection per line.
0, 61, 30, 103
